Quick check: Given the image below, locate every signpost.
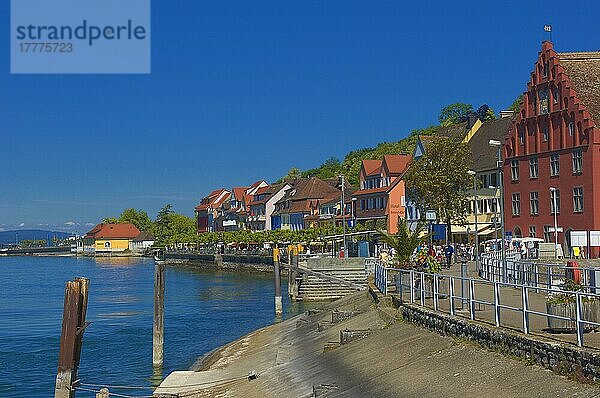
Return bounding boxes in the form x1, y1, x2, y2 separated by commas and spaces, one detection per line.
426, 210, 436, 247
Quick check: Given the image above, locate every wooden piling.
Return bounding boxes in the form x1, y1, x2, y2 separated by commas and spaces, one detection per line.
55, 278, 89, 398
273, 247, 282, 315
153, 261, 165, 367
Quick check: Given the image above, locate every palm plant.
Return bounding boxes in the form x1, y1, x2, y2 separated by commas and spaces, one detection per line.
377, 218, 428, 268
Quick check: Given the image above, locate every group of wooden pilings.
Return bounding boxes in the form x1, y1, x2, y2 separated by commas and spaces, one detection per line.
54, 277, 89, 398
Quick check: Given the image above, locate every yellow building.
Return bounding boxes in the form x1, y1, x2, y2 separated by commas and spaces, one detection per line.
84, 223, 141, 254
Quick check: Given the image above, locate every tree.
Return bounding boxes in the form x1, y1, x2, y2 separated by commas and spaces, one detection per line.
475, 104, 496, 121
438, 103, 473, 126
377, 219, 428, 267
102, 217, 118, 223
285, 167, 301, 180
403, 136, 473, 242
118, 208, 152, 231
153, 204, 175, 244
508, 95, 523, 114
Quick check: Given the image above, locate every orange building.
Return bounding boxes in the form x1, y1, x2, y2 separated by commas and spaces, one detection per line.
353, 154, 411, 233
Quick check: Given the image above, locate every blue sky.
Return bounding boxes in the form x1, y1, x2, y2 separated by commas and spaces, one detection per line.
1, 0, 599, 233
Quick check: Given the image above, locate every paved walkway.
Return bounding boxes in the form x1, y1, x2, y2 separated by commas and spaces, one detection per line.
392, 261, 600, 350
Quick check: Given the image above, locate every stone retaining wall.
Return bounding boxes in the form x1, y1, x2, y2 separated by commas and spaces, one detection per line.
398, 302, 600, 383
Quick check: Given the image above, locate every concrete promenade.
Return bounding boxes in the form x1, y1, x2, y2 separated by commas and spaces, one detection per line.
154, 290, 598, 397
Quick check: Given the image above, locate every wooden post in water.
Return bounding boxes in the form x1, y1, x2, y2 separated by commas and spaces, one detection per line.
55, 278, 89, 398
153, 261, 165, 367
273, 247, 282, 315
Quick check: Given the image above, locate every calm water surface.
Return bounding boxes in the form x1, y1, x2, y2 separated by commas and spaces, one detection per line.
0, 256, 310, 397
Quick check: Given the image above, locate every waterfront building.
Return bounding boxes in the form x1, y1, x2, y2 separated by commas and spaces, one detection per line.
195, 188, 231, 233
129, 231, 155, 253
456, 115, 515, 243
353, 154, 411, 233
248, 183, 292, 231
83, 223, 141, 254
503, 41, 600, 255
271, 177, 347, 230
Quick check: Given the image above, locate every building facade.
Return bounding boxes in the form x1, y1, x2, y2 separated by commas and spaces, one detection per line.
353, 155, 411, 233
503, 41, 600, 253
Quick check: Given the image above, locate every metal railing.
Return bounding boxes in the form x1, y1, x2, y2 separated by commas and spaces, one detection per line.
480, 252, 600, 293
373, 261, 600, 348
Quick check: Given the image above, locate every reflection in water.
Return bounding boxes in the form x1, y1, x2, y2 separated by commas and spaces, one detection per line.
0, 256, 317, 398
150, 365, 163, 388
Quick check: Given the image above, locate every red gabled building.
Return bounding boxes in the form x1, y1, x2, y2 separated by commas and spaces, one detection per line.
353, 154, 411, 233
503, 41, 600, 253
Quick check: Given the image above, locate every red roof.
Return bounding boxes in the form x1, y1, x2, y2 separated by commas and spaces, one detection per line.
362, 159, 383, 176
232, 187, 248, 201
85, 223, 140, 239
383, 154, 412, 175
250, 180, 267, 188
255, 186, 270, 195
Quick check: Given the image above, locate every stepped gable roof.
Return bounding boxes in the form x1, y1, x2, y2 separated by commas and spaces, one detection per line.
133, 231, 155, 242
362, 159, 383, 176
382, 154, 412, 175
85, 223, 140, 239
557, 51, 600, 123
468, 117, 514, 172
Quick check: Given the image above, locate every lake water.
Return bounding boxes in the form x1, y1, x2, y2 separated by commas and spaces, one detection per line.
0, 255, 309, 397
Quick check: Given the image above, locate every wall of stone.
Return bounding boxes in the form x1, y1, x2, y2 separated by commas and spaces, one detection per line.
398, 303, 600, 382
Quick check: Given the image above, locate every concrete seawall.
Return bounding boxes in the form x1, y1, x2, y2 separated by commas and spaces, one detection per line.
165, 253, 275, 273
154, 289, 598, 397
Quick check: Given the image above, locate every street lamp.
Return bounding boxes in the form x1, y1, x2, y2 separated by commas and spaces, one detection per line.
489, 139, 507, 282
352, 197, 357, 228
467, 170, 479, 271
339, 174, 347, 257
550, 187, 558, 259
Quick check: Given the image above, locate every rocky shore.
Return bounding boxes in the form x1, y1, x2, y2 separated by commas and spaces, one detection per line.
154, 289, 597, 397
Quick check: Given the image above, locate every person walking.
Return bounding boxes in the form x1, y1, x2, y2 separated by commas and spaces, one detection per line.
444, 244, 454, 268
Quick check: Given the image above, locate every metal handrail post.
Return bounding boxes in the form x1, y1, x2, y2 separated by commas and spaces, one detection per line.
449, 276, 455, 316
433, 274, 439, 311
410, 269, 415, 303
420, 272, 425, 305
494, 282, 501, 327
469, 279, 476, 320
522, 285, 529, 334
576, 292, 583, 347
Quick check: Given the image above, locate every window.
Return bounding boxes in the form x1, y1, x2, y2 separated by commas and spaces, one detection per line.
511, 160, 519, 181
553, 87, 559, 104
573, 187, 584, 213
572, 149, 583, 173
550, 189, 560, 214
542, 127, 549, 142
543, 225, 552, 242
529, 191, 539, 215
518, 126, 525, 145
550, 153, 560, 176
529, 226, 537, 238
569, 122, 575, 136
512, 193, 521, 216
539, 89, 549, 114
529, 157, 539, 178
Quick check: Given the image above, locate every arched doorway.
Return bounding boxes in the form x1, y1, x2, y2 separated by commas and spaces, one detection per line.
513, 226, 523, 238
